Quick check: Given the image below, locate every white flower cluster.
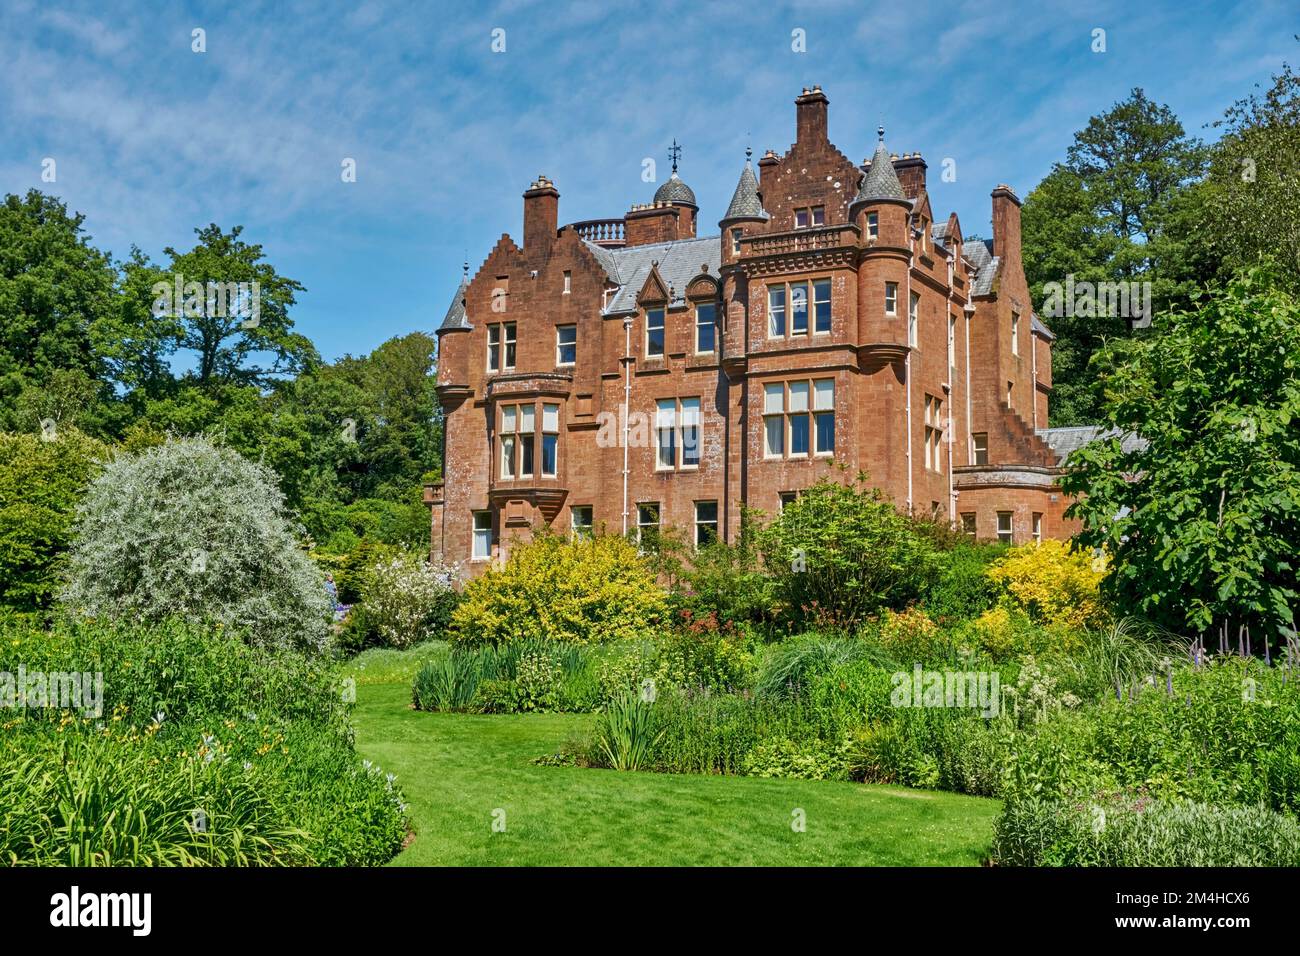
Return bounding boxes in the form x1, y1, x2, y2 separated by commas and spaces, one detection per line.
362, 553, 461, 648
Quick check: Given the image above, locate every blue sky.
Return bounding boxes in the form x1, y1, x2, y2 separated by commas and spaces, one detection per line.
0, 0, 1294, 363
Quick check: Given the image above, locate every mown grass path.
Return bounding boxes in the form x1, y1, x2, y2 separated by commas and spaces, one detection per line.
353, 682, 998, 866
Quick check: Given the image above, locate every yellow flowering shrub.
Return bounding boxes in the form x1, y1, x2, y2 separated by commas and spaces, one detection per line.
450, 532, 668, 646
986, 539, 1108, 630
872, 606, 945, 662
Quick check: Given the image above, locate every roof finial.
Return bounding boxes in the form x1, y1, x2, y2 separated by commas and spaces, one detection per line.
669, 138, 682, 175
878, 124, 885, 144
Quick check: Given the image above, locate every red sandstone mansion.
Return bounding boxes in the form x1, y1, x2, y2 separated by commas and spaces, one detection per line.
427, 86, 1087, 569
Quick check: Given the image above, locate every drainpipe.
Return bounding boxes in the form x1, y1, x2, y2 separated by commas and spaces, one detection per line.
1031, 325, 1039, 433
622, 315, 632, 535
905, 219, 914, 514
946, 253, 955, 524
965, 298, 973, 466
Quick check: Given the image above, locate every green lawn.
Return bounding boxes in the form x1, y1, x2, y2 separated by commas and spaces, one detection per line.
353, 682, 999, 866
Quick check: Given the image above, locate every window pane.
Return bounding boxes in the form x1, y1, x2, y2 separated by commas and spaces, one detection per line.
763, 382, 785, 415
680, 398, 700, 466
811, 206, 824, 226
647, 309, 665, 356
813, 379, 834, 410
521, 435, 534, 476
788, 380, 809, 412
520, 405, 535, 433
557, 326, 576, 364
501, 435, 515, 477
695, 304, 715, 352
501, 405, 517, 432
795, 209, 809, 228
656, 401, 675, 468
764, 416, 784, 456
542, 403, 559, 432
655, 399, 676, 429
695, 501, 718, 547
790, 414, 810, 455
790, 282, 809, 334
505, 341, 516, 368
542, 433, 557, 475
768, 286, 786, 336
813, 279, 831, 333
814, 411, 834, 453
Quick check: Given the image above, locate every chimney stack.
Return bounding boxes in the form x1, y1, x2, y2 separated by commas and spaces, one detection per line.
523, 175, 559, 254
990, 184, 1021, 265
794, 86, 829, 147
893, 153, 927, 199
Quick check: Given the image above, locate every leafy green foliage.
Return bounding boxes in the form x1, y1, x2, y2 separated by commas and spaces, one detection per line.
0, 618, 405, 867
1063, 268, 1300, 643
1188, 57, 1300, 293
1021, 89, 1208, 424
0, 428, 108, 611
758, 476, 943, 631
1003, 657, 1300, 812
992, 798, 1300, 867
0, 192, 117, 434
595, 692, 665, 771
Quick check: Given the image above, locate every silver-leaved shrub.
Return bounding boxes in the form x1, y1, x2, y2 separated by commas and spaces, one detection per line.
60, 437, 332, 652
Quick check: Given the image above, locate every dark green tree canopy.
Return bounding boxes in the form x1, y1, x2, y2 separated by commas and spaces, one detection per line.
1062, 267, 1300, 644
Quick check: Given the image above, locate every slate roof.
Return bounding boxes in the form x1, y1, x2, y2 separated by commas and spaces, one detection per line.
438, 276, 470, 331
852, 140, 908, 205
653, 172, 697, 206
1037, 426, 1148, 465
722, 159, 768, 221
963, 238, 1000, 296
1031, 314, 1055, 340
583, 235, 722, 315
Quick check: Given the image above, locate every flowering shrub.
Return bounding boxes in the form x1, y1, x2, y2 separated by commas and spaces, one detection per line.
869, 607, 947, 663
450, 532, 666, 646
60, 437, 331, 653
987, 539, 1108, 629
360, 552, 460, 648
